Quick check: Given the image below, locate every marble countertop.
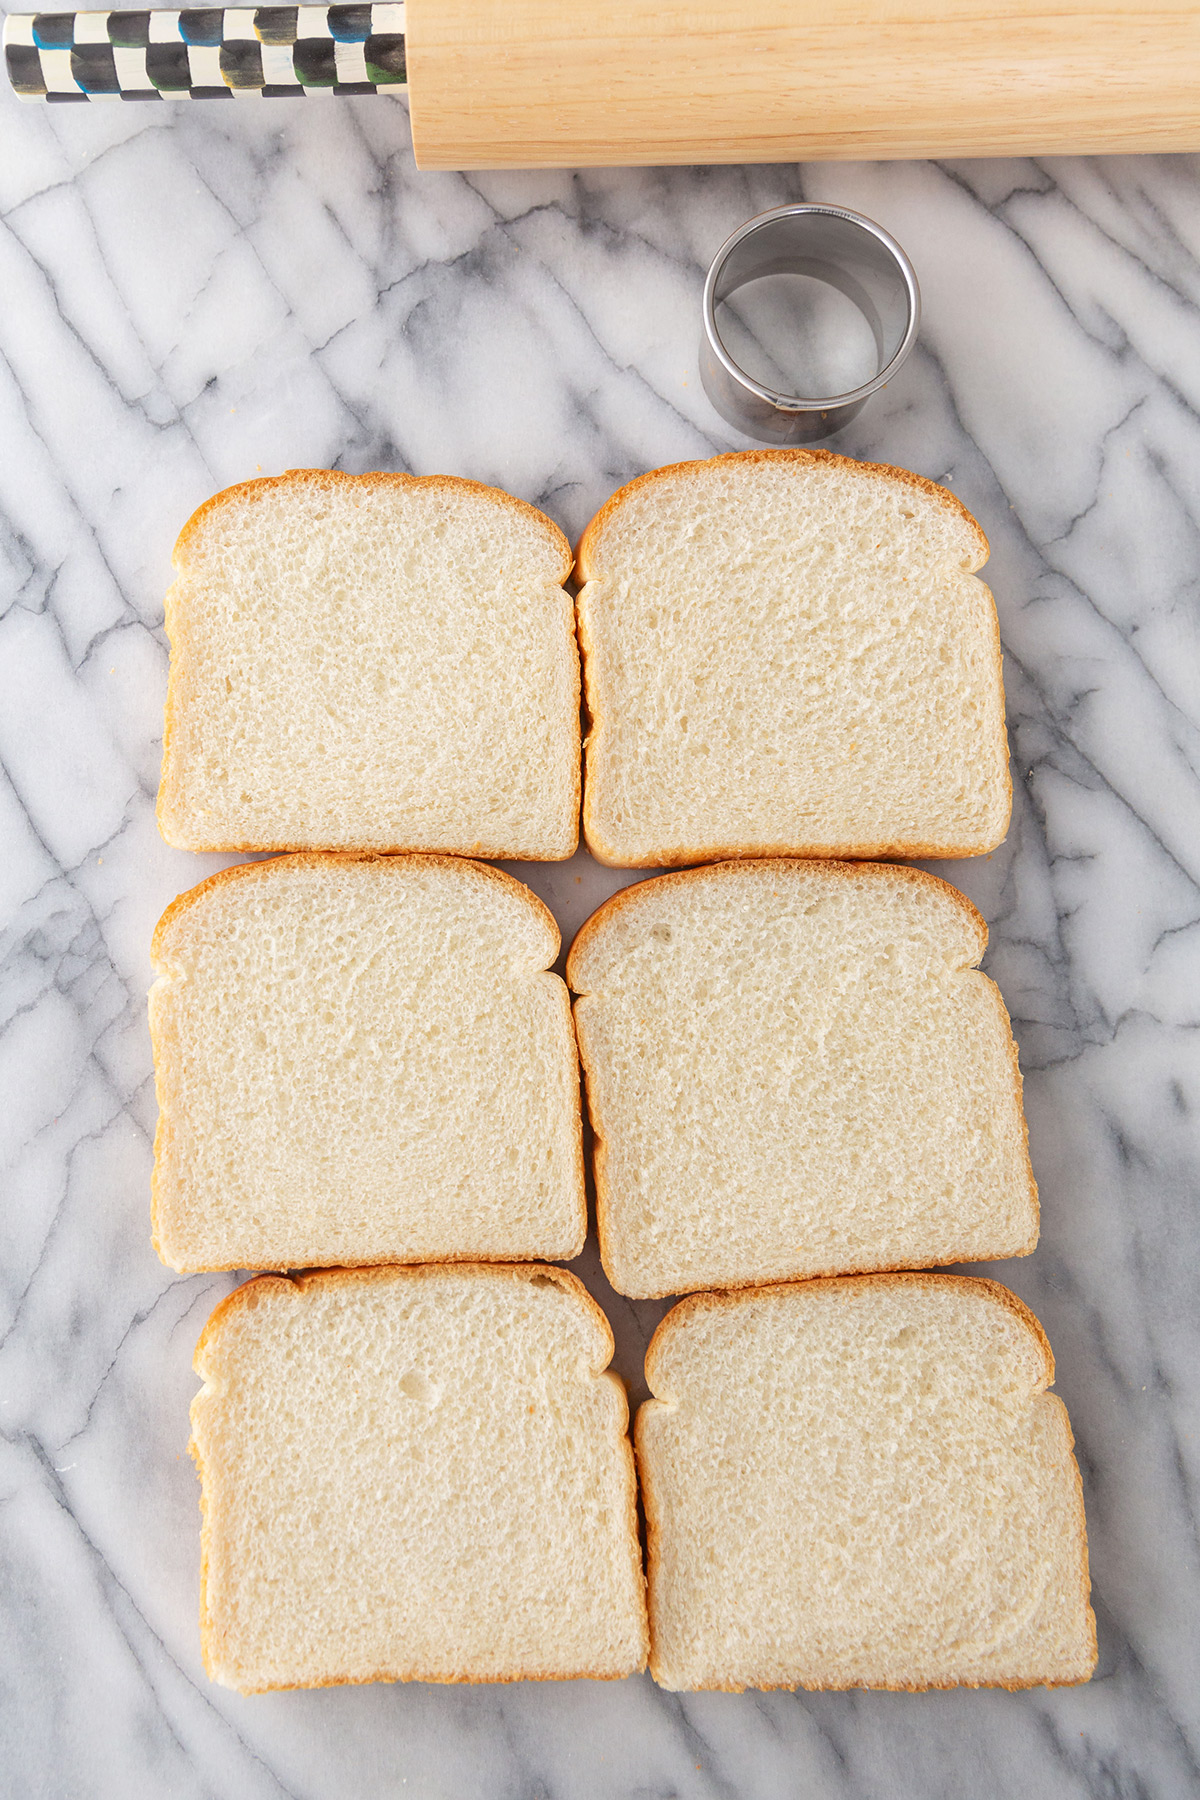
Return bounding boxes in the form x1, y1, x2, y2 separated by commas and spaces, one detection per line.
2, 72, 1199, 1799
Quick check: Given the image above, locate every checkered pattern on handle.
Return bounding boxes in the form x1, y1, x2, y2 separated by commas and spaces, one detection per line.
4, 3, 406, 99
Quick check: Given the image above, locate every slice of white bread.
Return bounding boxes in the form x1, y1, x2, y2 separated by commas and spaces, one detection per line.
151, 853, 585, 1272
191, 1263, 649, 1691
637, 1274, 1096, 1692
567, 859, 1037, 1300
158, 468, 579, 858
575, 449, 1010, 866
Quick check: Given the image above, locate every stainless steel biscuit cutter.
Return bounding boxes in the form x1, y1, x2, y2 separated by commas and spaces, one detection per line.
700, 204, 921, 444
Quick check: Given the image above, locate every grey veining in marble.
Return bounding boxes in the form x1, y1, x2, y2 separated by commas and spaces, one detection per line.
2, 67, 1200, 1800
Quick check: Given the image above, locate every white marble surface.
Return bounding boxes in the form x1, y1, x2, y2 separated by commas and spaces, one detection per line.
1, 69, 1199, 1797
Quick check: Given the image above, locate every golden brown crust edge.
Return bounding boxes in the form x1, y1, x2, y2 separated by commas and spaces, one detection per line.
159, 470, 578, 858
574, 448, 1010, 869
192, 1260, 615, 1376
151, 854, 587, 1271
568, 862, 1037, 1297
150, 851, 564, 969
175, 468, 573, 580
574, 448, 990, 580
636, 1272, 1095, 1692
157, 826, 582, 859
641, 1272, 1057, 1395
190, 1262, 648, 1690
580, 830, 1011, 870
565, 858, 990, 990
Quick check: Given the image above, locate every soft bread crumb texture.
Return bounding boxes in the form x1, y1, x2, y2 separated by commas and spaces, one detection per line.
158, 469, 579, 858
637, 1275, 1096, 1692
568, 860, 1036, 1297
576, 450, 1011, 866
151, 854, 585, 1272
191, 1264, 648, 1692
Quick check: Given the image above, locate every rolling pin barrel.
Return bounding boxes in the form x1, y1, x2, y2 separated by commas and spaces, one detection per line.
405, 0, 1200, 168
7, 0, 1200, 168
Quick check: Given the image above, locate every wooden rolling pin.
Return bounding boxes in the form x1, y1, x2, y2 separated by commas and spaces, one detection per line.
7, 0, 1200, 169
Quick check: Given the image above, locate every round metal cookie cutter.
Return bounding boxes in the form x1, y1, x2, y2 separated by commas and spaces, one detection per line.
700, 203, 921, 443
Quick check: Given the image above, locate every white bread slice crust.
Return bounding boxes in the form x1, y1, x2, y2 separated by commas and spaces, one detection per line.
567, 859, 1037, 1300
575, 449, 1010, 867
191, 1263, 649, 1692
158, 469, 579, 859
637, 1273, 1096, 1693
151, 853, 585, 1272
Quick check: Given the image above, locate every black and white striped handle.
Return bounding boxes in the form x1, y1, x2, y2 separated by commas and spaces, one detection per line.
4, 3, 406, 100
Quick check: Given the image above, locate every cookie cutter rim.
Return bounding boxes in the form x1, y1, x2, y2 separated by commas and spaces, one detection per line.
700, 202, 921, 443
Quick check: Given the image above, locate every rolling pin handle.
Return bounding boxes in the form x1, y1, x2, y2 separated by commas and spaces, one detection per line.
3, 2, 407, 100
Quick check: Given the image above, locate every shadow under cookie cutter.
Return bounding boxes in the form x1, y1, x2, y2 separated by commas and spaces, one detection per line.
700, 204, 921, 444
